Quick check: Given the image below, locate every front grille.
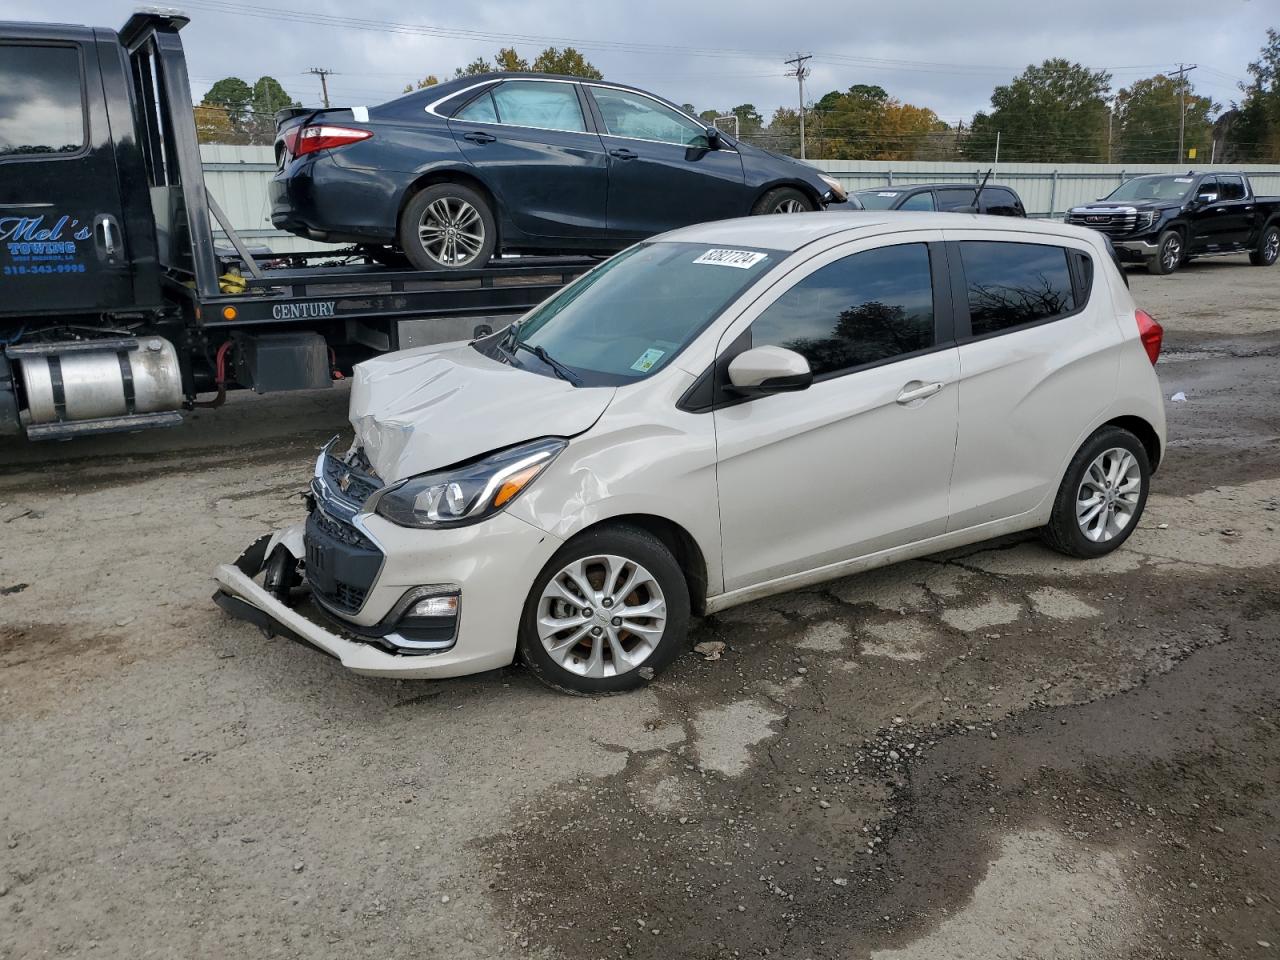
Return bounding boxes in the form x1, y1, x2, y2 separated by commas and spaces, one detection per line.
304, 507, 383, 616
310, 506, 376, 550
320, 448, 381, 508
1066, 209, 1141, 236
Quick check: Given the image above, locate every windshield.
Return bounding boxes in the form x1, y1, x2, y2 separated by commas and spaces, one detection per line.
494, 241, 780, 386
1106, 176, 1196, 202
853, 189, 903, 210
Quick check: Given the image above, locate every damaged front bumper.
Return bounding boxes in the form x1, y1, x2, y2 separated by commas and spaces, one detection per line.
212, 506, 564, 680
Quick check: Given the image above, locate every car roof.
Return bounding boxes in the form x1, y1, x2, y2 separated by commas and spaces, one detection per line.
657, 211, 1100, 252
853, 182, 1018, 194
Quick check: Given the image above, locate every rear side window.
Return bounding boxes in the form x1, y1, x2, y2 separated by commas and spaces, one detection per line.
750, 243, 935, 378
1217, 176, 1246, 202
959, 241, 1077, 337
981, 188, 1021, 216
900, 191, 935, 211
0, 44, 85, 158
936, 188, 977, 211
455, 90, 498, 123
489, 81, 585, 133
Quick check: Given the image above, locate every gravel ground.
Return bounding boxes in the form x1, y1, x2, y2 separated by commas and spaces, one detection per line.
1, 255, 1278, 959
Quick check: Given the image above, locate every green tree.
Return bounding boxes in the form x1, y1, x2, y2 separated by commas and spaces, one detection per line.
203, 77, 253, 126
199, 75, 297, 144
530, 46, 602, 79
1233, 28, 1280, 161
454, 57, 494, 78
807, 85, 946, 160
403, 75, 440, 93
729, 104, 764, 136
965, 59, 1112, 162
1114, 75, 1216, 162
495, 47, 530, 72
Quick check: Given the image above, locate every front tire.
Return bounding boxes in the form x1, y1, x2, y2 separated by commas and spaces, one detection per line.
752, 186, 815, 215
1041, 426, 1151, 559
1147, 229, 1183, 275
1250, 223, 1280, 266
398, 182, 497, 270
518, 525, 691, 695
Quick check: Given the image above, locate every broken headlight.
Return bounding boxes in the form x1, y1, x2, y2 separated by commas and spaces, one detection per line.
374, 437, 566, 529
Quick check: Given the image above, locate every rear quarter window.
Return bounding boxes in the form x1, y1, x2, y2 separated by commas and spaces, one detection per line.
958, 241, 1079, 337
0, 44, 86, 159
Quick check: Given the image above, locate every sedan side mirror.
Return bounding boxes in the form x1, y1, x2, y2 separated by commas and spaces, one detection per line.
727, 346, 812, 396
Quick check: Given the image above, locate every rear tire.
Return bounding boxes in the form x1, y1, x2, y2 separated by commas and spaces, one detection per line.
1250, 223, 1280, 266
752, 187, 815, 215
1147, 229, 1183, 275
398, 182, 497, 271
518, 525, 691, 695
1041, 426, 1151, 559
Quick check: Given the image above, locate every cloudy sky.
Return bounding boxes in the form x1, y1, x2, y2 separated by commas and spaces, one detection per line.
7, 0, 1273, 123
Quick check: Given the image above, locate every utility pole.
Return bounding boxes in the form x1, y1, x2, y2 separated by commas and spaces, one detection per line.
307, 67, 335, 108
1170, 63, 1197, 163
785, 53, 812, 159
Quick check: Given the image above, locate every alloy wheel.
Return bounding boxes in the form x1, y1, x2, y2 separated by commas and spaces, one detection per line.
773, 198, 807, 214
536, 554, 667, 679
1075, 447, 1142, 543
1265, 229, 1280, 264
418, 196, 485, 267
1161, 234, 1182, 272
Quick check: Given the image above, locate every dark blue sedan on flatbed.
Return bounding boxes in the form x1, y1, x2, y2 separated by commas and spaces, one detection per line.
270, 72, 855, 269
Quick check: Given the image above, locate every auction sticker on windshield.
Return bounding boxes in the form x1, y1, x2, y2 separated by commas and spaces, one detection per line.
693, 249, 768, 269
630, 348, 666, 372
1175, 177, 1194, 182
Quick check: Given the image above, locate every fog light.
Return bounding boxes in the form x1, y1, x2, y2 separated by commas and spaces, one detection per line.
409, 595, 458, 618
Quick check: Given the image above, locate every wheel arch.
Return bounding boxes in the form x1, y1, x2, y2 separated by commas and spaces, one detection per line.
1103, 414, 1162, 471
395, 168, 503, 244
563, 514, 710, 616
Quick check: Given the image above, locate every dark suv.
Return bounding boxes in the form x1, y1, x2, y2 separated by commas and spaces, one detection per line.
271, 73, 853, 270
851, 183, 1026, 217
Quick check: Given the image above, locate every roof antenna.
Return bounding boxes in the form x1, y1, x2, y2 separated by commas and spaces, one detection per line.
972, 167, 993, 213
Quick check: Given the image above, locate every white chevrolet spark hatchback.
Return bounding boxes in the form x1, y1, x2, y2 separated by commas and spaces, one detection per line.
216, 213, 1166, 694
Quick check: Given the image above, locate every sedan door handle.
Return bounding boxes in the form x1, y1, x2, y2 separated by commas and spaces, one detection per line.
463, 131, 496, 144
896, 381, 943, 404
609, 148, 638, 160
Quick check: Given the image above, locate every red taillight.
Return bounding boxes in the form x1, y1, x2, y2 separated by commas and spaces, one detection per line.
1136, 309, 1163, 365
280, 127, 301, 157
292, 124, 373, 157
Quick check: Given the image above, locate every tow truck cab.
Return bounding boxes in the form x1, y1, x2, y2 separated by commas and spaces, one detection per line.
0, 12, 590, 441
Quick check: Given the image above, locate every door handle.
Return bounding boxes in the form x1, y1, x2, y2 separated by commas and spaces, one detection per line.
463, 131, 496, 144
609, 148, 638, 160
896, 381, 943, 404
94, 214, 121, 262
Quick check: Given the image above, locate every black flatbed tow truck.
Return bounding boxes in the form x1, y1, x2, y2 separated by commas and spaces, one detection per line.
0, 10, 592, 441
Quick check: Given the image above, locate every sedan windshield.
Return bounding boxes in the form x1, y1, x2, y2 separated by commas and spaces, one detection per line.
495, 241, 780, 386
1106, 176, 1196, 202
853, 189, 904, 210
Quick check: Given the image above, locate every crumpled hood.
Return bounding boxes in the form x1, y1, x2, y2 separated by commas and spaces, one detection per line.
348, 342, 615, 481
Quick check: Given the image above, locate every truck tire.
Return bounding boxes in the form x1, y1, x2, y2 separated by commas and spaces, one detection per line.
398, 183, 497, 271
1250, 223, 1280, 266
1147, 229, 1183, 275
752, 187, 815, 215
